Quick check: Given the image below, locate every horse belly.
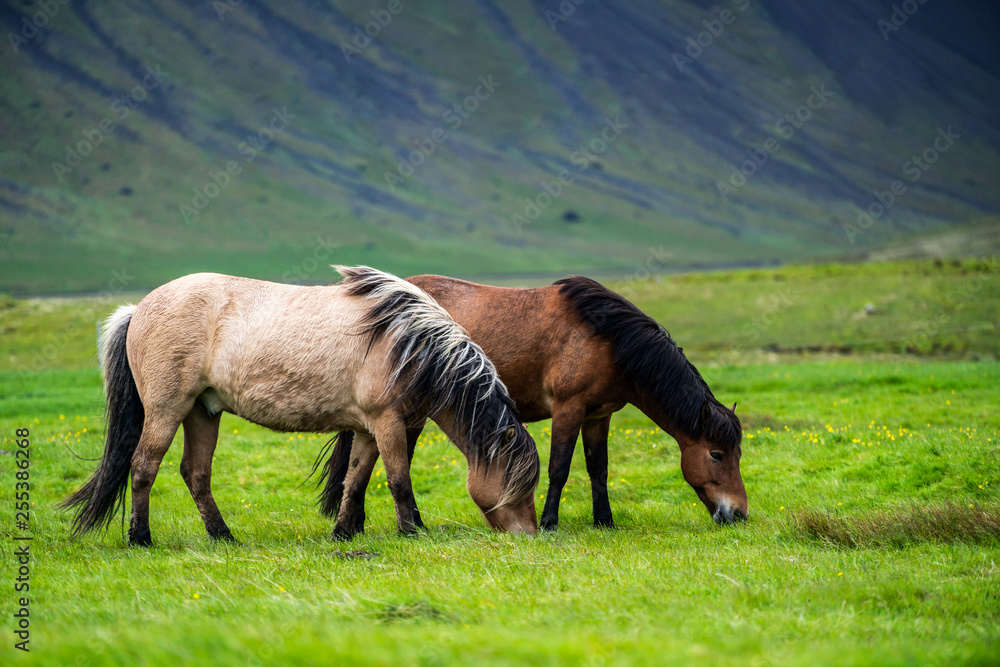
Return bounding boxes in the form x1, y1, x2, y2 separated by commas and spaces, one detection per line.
209, 354, 361, 434
511, 397, 553, 423
222, 380, 355, 433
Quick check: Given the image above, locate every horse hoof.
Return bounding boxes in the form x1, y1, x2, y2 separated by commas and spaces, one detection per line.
211, 531, 238, 543
540, 518, 558, 532
332, 526, 357, 542
129, 534, 153, 547
593, 519, 616, 529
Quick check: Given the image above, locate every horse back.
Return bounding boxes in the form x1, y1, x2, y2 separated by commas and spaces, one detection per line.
126, 273, 382, 431
407, 275, 624, 422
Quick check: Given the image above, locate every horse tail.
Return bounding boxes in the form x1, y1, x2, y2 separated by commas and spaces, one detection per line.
318, 431, 354, 517
61, 305, 145, 535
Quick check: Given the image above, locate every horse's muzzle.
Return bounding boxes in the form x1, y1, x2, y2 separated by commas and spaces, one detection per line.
713, 505, 748, 525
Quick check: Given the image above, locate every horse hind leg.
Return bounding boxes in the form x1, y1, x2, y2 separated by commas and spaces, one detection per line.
129, 413, 186, 546
180, 403, 234, 542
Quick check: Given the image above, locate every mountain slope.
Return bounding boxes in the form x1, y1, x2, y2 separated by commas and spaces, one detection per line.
0, 0, 998, 293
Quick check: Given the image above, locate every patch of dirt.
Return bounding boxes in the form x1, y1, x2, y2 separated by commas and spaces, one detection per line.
377, 601, 453, 623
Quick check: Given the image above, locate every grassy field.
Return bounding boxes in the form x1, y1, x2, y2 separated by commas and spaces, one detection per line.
1, 259, 998, 665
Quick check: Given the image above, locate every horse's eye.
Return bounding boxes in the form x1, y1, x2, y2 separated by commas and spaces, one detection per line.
710, 451, 724, 462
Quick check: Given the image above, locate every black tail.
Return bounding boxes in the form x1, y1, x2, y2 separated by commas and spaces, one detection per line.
318, 431, 354, 518
61, 307, 145, 535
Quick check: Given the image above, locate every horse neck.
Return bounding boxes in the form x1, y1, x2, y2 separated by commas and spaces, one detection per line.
627, 384, 694, 449
429, 407, 471, 461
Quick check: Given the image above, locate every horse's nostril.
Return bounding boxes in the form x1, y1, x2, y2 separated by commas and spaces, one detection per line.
714, 505, 748, 525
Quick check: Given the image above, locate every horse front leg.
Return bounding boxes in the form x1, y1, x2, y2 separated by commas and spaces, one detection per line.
540, 403, 586, 531
582, 414, 615, 528
405, 423, 426, 529
372, 415, 419, 536
333, 432, 379, 541
331, 423, 425, 536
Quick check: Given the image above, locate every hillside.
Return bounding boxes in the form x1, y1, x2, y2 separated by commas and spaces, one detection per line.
1, 0, 998, 294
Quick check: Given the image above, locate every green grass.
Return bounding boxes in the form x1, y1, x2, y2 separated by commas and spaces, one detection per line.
1, 261, 999, 665
3, 257, 996, 375
609, 257, 1000, 360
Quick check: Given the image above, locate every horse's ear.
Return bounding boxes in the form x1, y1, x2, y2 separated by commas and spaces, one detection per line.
701, 401, 712, 424
504, 425, 516, 443
732, 402, 738, 413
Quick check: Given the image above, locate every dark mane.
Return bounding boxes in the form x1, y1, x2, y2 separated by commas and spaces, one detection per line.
338, 267, 538, 503
554, 276, 742, 451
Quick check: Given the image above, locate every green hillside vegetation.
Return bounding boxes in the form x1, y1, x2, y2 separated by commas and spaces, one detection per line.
1, 260, 997, 664
2, 0, 998, 294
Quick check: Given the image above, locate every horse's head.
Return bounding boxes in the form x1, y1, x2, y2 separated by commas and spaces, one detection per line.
678, 401, 748, 524
466, 423, 540, 535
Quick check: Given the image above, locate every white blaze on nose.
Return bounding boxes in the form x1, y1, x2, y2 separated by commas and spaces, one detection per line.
713, 497, 736, 520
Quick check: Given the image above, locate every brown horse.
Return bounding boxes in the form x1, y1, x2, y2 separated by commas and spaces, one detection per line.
321, 275, 748, 531
62, 267, 540, 545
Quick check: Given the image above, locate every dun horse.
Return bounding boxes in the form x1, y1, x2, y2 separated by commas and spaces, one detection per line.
322, 275, 747, 531
63, 267, 540, 545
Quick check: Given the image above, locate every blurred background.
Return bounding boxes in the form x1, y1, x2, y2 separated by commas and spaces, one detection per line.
0, 0, 998, 295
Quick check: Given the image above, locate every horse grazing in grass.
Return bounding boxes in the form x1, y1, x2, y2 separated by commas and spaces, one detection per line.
63, 267, 540, 545
321, 275, 747, 531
